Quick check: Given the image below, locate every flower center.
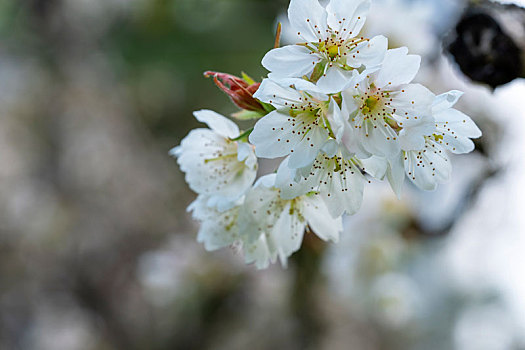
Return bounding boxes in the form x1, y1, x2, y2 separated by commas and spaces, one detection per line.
288, 93, 328, 118
327, 44, 339, 60
363, 95, 381, 114
433, 134, 444, 142
319, 39, 341, 61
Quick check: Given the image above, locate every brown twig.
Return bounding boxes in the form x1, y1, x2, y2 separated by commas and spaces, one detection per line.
274, 22, 282, 49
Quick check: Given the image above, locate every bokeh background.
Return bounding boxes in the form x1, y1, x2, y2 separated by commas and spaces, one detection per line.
1, 0, 525, 349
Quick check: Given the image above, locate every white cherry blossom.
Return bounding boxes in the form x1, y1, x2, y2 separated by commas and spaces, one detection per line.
172, 0, 485, 269
431, 90, 482, 154
240, 174, 343, 267
188, 195, 241, 251
262, 0, 388, 93
381, 90, 482, 193
188, 195, 280, 269
275, 141, 366, 218
171, 110, 257, 209
402, 90, 482, 191
250, 78, 342, 169
341, 47, 435, 160
403, 138, 451, 191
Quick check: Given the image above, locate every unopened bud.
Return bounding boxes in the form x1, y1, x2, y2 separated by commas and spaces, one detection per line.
204, 71, 264, 112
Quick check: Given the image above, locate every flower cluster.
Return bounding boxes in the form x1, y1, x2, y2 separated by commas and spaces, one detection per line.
172, 0, 481, 269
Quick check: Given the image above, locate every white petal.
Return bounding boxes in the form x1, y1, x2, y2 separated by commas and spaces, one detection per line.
434, 108, 482, 138
194, 110, 239, 139
341, 90, 371, 158
206, 195, 240, 212
433, 107, 481, 154
288, 0, 329, 42
302, 196, 342, 242
440, 134, 475, 154
375, 47, 421, 88
249, 110, 302, 159
256, 173, 278, 188
272, 201, 306, 265
391, 84, 434, 126
328, 96, 345, 141
238, 178, 278, 243
275, 157, 310, 199
169, 146, 181, 158
190, 196, 240, 251
253, 78, 303, 109
269, 76, 327, 98
288, 122, 329, 169
398, 115, 435, 151
176, 129, 256, 200
341, 124, 371, 159
345, 35, 388, 70
238, 173, 310, 269
262, 45, 320, 78
387, 153, 405, 198
326, 0, 370, 41
302, 156, 365, 217
404, 141, 451, 191
358, 121, 400, 158
359, 155, 388, 179
433, 90, 463, 113
316, 66, 356, 93
237, 142, 255, 165
243, 235, 276, 269
321, 171, 364, 218
321, 139, 339, 157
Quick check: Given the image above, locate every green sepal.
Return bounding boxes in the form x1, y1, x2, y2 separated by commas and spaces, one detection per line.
310, 61, 327, 83
261, 102, 276, 113
232, 109, 264, 121
230, 128, 254, 142
241, 72, 256, 85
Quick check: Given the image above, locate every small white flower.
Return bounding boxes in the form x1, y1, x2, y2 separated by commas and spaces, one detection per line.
188, 194, 277, 269
188, 195, 241, 251
341, 47, 435, 160
240, 174, 343, 268
250, 78, 341, 169
187, 175, 342, 270
403, 138, 452, 191
275, 141, 366, 218
402, 90, 482, 191
262, 0, 388, 93
431, 90, 482, 154
171, 110, 257, 209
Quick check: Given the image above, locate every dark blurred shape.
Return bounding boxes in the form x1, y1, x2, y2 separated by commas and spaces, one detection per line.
448, 12, 522, 88
447, 1, 525, 89
204, 71, 264, 112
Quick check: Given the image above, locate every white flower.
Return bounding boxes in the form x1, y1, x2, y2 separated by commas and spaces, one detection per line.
275, 141, 366, 218
171, 110, 257, 209
250, 78, 340, 169
240, 174, 343, 268
188, 195, 241, 251
403, 138, 452, 191
341, 47, 435, 160
402, 90, 482, 191
262, 0, 388, 93
431, 90, 482, 154
187, 194, 278, 269
187, 175, 342, 270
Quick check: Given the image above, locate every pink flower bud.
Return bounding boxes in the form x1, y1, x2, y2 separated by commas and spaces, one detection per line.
204, 71, 263, 112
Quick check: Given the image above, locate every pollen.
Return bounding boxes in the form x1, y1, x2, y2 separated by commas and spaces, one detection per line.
327, 44, 339, 59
